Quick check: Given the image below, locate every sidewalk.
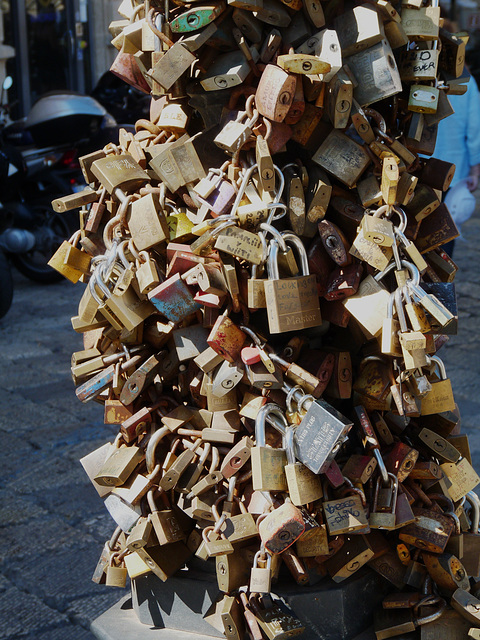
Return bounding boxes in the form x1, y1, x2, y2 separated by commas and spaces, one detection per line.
0, 208, 479, 640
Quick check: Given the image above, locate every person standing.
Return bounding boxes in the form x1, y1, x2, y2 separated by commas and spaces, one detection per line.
433, 72, 480, 256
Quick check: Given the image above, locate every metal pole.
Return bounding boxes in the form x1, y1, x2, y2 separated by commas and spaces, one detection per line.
11, 0, 31, 116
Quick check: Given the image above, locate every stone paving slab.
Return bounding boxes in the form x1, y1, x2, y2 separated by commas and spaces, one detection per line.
0, 205, 479, 640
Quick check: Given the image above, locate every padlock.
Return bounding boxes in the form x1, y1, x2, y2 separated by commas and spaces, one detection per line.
325, 68, 353, 130
263, 238, 322, 334
351, 224, 393, 272
424, 549, 470, 596
127, 191, 169, 251
148, 42, 196, 91
461, 492, 480, 577
255, 64, 296, 123
251, 404, 288, 492
402, 285, 431, 333
147, 488, 186, 545
292, 388, 353, 474
248, 594, 305, 640
296, 515, 329, 559
207, 311, 247, 363
219, 497, 258, 545
313, 129, 371, 188
283, 426, 323, 506
401, 6, 440, 40
334, 3, 383, 56
439, 28, 466, 78
135, 251, 161, 294
51, 232, 93, 287
250, 548, 273, 593
126, 517, 153, 551
91, 153, 150, 194
258, 501, 306, 554
451, 588, 480, 626
148, 272, 200, 322
441, 458, 480, 503
346, 39, 403, 107
400, 48, 439, 83
324, 534, 374, 583
94, 439, 144, 487
381, 292, 402, 357
135, 540, 192, 582
202, 525, 235, 558
214, 106, 259, 154
92, 527, 125, 584
323, 481, 369, 536
105, 552, 128, 587
342, 454, 377, 486
360, 204, 396, 247
419, 356, 456, 415
399, 506, 455, 554
370, 473, 398, 531
216, 552, 250, 594
395, 287, 428, 371
408, 84, 439, 114
343, 274, 390, 339
374, 594, 445, 639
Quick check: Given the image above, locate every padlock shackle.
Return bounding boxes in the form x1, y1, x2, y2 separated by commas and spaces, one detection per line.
117, 239, 134, 269
387, 291, 395, 318
198, 442, 211, 466
103, 194, 131, 249
394, 286, 409, 333
426, 355, 447, 380
253, 549, 272, 569
209, 446, 220, 473
413, 595, 446, 626
284, 426, 296, 465
281, 232, 310, 276
230, 163, 284, 221
375, 259, 420, 286
285, 383, 305, 413
266, 240, 280, 280
466, 491, 480, 532
391, 205, 407, 233
255, 403, 287, 446
283, 381, 311, 412
145, 426, 171, 473
402, 284, 413, 306
108, 525, 123, 550
259, 223, 288, 253
371, 204, 390, 219
68, 229, 82, 247
239, 324, 264, 347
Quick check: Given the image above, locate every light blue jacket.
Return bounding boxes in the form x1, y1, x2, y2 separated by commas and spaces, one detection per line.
434, 74, 480, 187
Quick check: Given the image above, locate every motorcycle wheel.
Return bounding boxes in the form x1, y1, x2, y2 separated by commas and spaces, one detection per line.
11, 203, 76, 284
0, 250, 14, 319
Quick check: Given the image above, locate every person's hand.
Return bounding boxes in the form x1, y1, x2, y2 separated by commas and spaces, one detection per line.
466, 175, 479, 191
467, 165, 480, 191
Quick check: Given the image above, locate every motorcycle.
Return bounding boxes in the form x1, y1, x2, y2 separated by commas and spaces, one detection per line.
0, 77, 119, 294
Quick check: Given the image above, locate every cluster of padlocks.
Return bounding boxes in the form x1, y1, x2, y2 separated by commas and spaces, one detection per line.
48, 0, 480, 637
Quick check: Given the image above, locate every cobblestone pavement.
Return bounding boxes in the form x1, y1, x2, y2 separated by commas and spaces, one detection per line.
0, 207, 479, 640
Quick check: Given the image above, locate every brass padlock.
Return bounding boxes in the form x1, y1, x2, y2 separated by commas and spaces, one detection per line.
91, 153, 150, 194
263, 237, 322, 334
258, 501, 306, 555
283, 426, 323, 506
314, 130, 371, 188
251, 404, 288, 492
255, 64, 297, 123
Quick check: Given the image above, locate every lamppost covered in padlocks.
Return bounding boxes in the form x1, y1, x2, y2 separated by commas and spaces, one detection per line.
50, 0, 480, 637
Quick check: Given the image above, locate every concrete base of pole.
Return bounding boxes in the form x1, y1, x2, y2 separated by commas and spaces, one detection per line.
91, 567, 392, 640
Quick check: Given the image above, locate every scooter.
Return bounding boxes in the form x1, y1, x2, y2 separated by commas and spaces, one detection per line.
0, 77, 118, 289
